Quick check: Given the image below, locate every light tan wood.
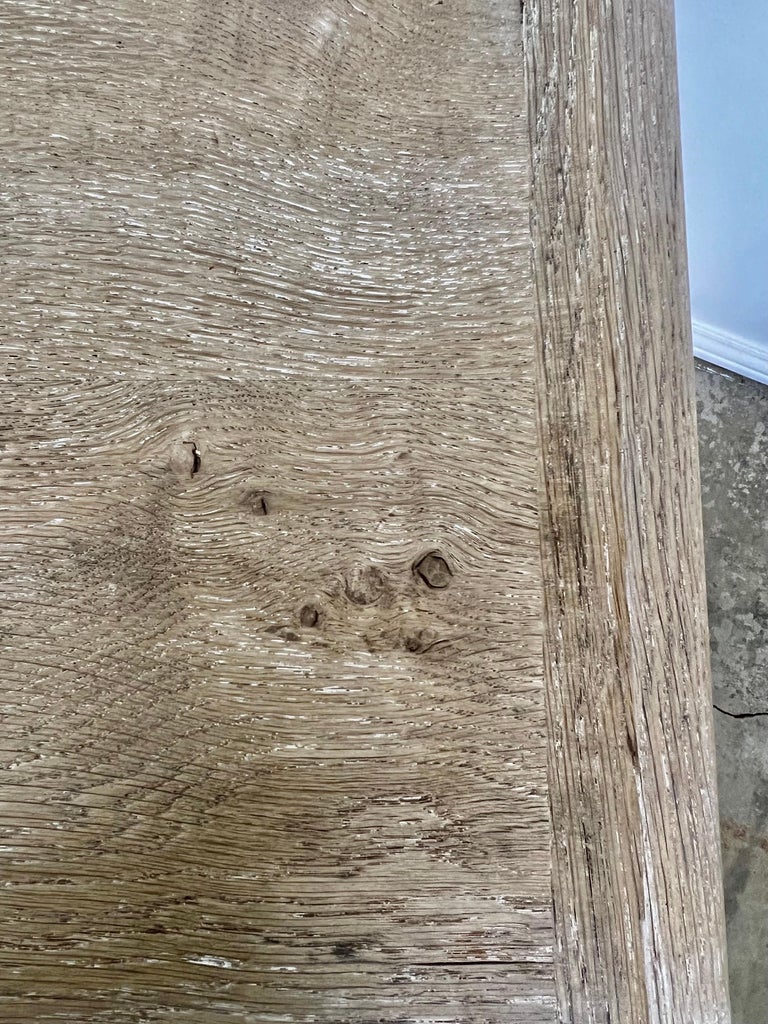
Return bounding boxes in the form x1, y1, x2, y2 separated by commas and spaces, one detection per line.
0, 380, 553, 1021
0, 2, 550, 1011
0, 0, 531, 381
0, 0, 730, 1021
526, 0, 731, 1020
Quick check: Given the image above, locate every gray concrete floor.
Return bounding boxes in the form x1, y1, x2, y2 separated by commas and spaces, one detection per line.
696, 361, 768, 1024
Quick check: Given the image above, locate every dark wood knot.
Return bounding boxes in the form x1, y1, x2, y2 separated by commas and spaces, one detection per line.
299, 603, 321, 628
332, 941, 357, 961
244, 489, 271, 516
412, 550, 453, 589
403, 627, 439, 654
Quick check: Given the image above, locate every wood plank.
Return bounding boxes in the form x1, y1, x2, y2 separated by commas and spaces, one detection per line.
526, 0, 731, 1020
0, 380, 554, 1021
1, 0, 530, 380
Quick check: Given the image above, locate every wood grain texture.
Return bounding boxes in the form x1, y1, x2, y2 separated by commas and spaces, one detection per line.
0, 379, 554, 1021
1, 0, 731, 1021
526, 0, 731, 1021
1, 0, 530, 381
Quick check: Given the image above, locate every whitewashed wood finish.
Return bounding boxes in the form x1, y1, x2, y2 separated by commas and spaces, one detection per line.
0, 0, 730, 1021
1, 3, 555, 1020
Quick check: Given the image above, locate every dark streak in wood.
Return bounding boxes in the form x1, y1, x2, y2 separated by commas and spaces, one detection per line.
184, 440, 202, 478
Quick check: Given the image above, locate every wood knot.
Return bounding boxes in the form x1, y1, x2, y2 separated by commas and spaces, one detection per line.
403, 627, 439, 654
244, 489, 271, 516
412, 550, 453, 589
344, 565, 387, 606
299, 603, 321, 628
183, 440, 201, 478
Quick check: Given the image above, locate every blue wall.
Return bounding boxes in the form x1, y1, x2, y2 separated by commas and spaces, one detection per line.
676, 1, 768, 373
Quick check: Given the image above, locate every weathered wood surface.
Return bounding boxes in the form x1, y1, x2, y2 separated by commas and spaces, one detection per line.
528, 0, 731, 1021
0, 381, 552, 1021
1, 2, 555, 1020
1, 0, 530, 381
0, 0, 730, 1021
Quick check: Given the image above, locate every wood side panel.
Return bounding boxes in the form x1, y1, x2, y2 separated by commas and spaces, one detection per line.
526, 1, 731, 1020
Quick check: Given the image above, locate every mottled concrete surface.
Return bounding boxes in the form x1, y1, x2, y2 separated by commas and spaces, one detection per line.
696, 361, 768, 1024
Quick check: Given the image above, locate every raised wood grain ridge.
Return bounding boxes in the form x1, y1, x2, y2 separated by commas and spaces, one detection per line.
0, 0, 730, 1021
526, 0, 731, 1020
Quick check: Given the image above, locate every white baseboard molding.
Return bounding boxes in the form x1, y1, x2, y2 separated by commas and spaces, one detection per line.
693, 319, 768, 386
